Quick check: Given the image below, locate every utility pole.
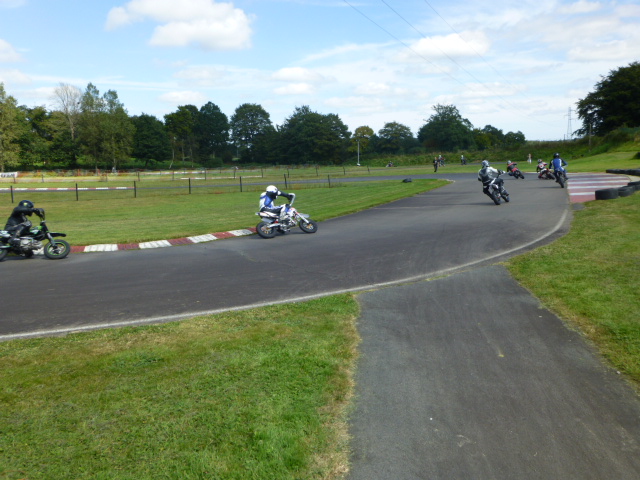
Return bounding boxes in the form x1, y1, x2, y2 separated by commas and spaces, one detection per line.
566, 107, 573, 140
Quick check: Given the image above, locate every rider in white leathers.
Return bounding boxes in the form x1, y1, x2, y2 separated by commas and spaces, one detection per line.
259, 185, 294, 219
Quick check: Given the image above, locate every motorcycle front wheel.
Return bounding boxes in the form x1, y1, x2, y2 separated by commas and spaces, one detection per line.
489, 191, 501, 205
556, 175, 565, 188
299, 219, 318, 234
256, 221, 277, 239
0, 248, 8, 262
44, 239, 71, 259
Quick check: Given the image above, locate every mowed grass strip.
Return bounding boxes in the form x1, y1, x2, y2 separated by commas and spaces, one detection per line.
508, 193, 640, 385
2, 179, 448, 246
0, 295, 360, 480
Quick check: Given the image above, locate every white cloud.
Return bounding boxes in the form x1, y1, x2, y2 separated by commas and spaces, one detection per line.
399, 32, 490, 63
274, 83, 315, 95
158, 90, 207, 105
0, 39, 22, 62
106, 0, 253, 51
0, 0, 26, 7
271, 67, 325, 83
558, 0, 602, 15
174, 65, 224, 85
0, 68, 30, 85
354, 82, 391, 95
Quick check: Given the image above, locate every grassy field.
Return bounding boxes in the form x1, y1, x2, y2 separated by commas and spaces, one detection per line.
1, 179, 448, 245
508, 193, 640, 386
0, 296, 360, 480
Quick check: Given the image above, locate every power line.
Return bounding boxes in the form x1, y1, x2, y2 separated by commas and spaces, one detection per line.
343, 0, 546, 125
341, 0, 469, 90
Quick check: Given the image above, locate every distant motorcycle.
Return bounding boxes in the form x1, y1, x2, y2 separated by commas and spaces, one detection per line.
554, 170, 567, 188
482, 173, 510, 206
537, 162, 555, 180
256, 194, 318, 239
0, 210, 70, 261
507, 162, 525, 179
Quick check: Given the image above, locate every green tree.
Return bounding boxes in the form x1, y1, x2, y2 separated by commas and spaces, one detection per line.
278, 106, 350, 164
503, 130, 526, 147
102, 90, 134, 171
52, 83, 82, 167
164, 105, 198, 169
15, 105, 53, 168
230, 103, 272, 161
77, 83, 106, 170
576, 61, 640, 136
195, 101, 229, 163
350, 126, 374, 156
377, 121, 415, 153
0, 83, 22, 172
131, 114, 171, 168
479, 125, 505, 148
417, 104, 474, 151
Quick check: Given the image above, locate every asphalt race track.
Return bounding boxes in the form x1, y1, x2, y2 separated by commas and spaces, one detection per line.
0, 173, 568, 338
3, 173, 640, 478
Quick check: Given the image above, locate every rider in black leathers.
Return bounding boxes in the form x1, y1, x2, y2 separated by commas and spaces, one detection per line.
4, 200, 42, 246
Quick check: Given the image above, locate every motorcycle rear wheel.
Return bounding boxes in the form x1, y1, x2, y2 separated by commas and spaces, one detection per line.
299, 219, 318, 234
489, 191, 501, 205
556, 175, 565, 188
44, 239, 71, 259
256, 221, 277, 239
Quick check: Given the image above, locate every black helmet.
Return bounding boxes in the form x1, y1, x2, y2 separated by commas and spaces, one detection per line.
18, 200, 34, 208
553, 153, 560, 158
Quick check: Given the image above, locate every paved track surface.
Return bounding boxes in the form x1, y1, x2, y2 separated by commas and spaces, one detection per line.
0, 173, 570, 338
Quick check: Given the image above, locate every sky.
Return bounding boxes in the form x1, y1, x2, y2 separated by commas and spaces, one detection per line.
0, 0, 639, 141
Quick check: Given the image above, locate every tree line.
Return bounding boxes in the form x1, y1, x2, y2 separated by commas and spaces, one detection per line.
1, 82, 530, 172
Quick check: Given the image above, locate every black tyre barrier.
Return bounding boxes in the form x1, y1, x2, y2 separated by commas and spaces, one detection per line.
618, 186, 635, 197
402, 178, 412, 183
627, 181, 640, 191
605, 168, 640, 176
595, 188, 619, 200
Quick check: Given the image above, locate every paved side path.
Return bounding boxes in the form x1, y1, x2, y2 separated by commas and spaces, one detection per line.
349, 265, 640, 479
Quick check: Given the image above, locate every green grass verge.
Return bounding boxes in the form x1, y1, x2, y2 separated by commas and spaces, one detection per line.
508, 193, 640, 385
0, 295, 360, 480
2, 179, 448, 245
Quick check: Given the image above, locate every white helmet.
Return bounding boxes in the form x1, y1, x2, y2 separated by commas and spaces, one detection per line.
481, 160, 490, 168
266, 185, 278, 199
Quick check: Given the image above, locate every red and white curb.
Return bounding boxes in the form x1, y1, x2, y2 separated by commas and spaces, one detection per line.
70, 228, 256, 254
565, 173, 634, 203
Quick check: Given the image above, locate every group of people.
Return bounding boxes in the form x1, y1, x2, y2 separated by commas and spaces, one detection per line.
477, 153, 568, 199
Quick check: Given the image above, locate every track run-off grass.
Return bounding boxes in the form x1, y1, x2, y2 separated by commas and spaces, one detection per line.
1, 178, 449, 246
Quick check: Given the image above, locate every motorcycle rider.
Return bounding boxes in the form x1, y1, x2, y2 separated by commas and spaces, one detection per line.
550, 153, 568, 182
4, 200, 42, 247
506, 160, 520, 177
478, 160, 509, 200
259, 185, 295, 220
